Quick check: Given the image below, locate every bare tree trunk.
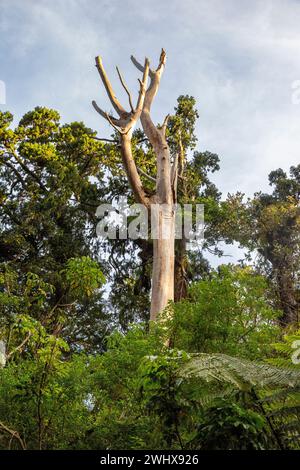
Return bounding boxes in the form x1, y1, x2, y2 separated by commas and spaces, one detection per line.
93, 50, 177, 322
150, 204, 175, 320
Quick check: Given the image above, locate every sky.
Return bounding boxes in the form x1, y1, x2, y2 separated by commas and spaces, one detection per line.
0, 0, 300, 262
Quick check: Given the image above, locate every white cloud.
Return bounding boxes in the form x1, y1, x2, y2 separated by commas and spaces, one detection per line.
0, 0, 299, 200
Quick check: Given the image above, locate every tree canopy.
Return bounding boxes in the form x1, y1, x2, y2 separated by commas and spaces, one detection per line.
0, 95, 299, 450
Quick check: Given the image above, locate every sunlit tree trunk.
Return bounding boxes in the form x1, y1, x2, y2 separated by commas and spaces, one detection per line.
151, 203, 175, 320
93, 50, 178, 321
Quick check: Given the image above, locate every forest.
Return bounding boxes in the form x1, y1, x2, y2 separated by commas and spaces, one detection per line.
0, 46, 300, 452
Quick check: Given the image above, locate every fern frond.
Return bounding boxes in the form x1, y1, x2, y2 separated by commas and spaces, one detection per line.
269, 405, 300, 419
194, 386, 232, 408
260, 386, 300, 404
180, 353, 300, 391
277, 420, 300, 433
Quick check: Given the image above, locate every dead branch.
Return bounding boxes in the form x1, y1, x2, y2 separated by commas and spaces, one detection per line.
116, 66, 134, 112
93, 54, 150, 206
95, 56, 128, 118
137, 166, 156, 184
0, 421, 26, 450
7, 332, 32, 360
131, 49, 167, 150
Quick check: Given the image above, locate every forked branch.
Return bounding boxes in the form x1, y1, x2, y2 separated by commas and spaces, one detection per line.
95, 56, 128, 118
93, 54, 150, 206
116, 66, 134, 112
131, 49, 167, 149
93, 56, 149, 135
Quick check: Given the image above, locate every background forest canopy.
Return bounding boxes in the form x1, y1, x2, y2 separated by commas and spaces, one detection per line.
0, 54, 300, 450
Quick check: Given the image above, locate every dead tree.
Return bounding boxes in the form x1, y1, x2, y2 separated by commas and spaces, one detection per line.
92, 49, 177, 321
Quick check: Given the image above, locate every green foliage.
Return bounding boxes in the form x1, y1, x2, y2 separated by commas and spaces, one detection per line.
0, 317, 299, 450
190, 395, 270, 450
170, 265, 280, 358
260, 330, 300, 449
0, 313, 91, 449
63, 256, 105, 298
220, 165, 300, 324
270, 329, 300, 369
137, 350, 193, 448
167, 95, 199, 154
1, 105, 299, 450
0, 107, 110, 348
181, 353, 300, 390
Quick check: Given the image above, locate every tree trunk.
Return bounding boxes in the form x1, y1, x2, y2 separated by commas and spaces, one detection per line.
93, 50, 177, 322
150, 203, 175, 320
277, 270, 299, 325
174, 236, 188, 302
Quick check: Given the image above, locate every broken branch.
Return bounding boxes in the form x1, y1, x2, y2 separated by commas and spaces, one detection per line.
95, 56, 128, 118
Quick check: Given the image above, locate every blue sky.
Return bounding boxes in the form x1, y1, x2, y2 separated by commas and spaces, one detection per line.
1, 0, 300, 262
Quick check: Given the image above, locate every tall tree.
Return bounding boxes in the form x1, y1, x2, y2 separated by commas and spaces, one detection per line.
93, 50, 177, 320
97, 97, 222, 328
221, 165, 300, 325
0, 108, 109, 349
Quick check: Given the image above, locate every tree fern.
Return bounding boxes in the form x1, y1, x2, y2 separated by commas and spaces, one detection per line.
261, 330, 300, 449
178, 351, 300, 449
180, 353, 300, 390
